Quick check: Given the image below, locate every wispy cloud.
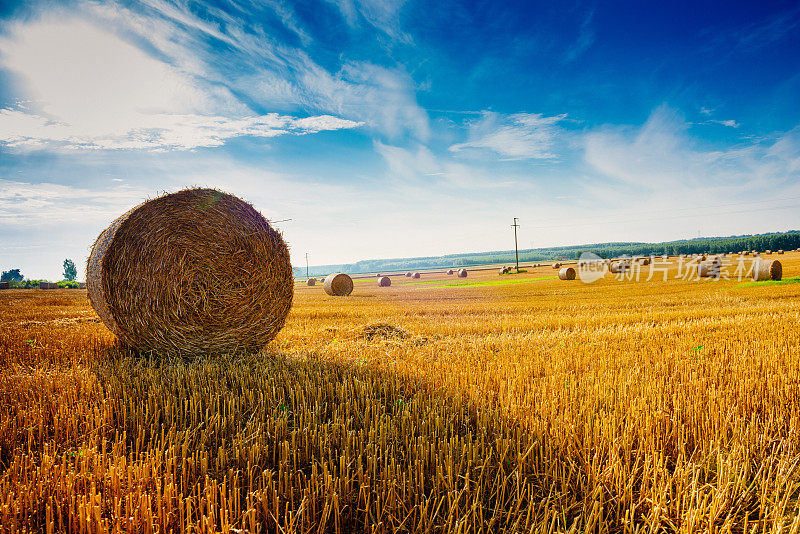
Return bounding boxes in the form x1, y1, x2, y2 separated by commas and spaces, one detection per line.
564, 9, 595, 62
327, 0, 409, 42
449, 112, 568, 160
0, 15, 361, 151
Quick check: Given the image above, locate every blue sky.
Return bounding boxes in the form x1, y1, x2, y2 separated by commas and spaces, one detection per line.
1, 0, 800, 280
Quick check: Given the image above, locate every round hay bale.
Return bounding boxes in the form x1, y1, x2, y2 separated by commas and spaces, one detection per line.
552, 262, 562, 269
405, 272, 412, 277
609, 261, 628, 274
558, 267, 576, 280
446, 269, 454, 275
499, 268, 506, 275
86, 188, 293, 357
324, 273, 354, 296
457, 269, 468, 278
639, 257, 651, 266
412, 272, 421, 279
765, 250, 772, 255
378, 276, 391, 287
743, 251, 750, 256
306, 278, 316, 286
752, 259, 782, 282
697, 259, 721, 278
376, 273, 382, 277
777, 250, 784, 254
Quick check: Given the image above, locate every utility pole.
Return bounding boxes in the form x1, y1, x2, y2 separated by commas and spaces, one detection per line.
512, 218, 520, 272
305, 253, 309, 278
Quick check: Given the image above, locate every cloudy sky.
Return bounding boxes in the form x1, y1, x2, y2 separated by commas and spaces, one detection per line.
1, 0, 800, 280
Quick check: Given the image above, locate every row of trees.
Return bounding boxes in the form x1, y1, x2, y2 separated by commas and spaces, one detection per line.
1, 259, 78, 285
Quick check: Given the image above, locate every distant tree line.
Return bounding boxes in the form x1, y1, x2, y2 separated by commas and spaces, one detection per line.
295, 230, 800, 276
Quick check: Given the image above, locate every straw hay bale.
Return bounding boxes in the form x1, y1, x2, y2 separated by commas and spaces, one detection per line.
378, 276, 391, 287
743, 251, 750, 256
558, 267, 576, 280
87, 188, 293, 357
457, 269, 468, 278
697, 259, 722, 278
376, 273, 382, 277
609, 261, 628, 274
324, 273, 354, 296
552, 262, 562, 269
412, 272, 421, 279
446, 269, 454, 275
639, 257, 651, 266
405, 272, 412, 277
777, 250, 784, 254
752, 259, 782, 282
306, 278, 316, 286
499, 268, 506, 275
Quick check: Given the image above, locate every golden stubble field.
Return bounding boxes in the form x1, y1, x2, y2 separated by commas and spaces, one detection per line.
2, 255, 800, 533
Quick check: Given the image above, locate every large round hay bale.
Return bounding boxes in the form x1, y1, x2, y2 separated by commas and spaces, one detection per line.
558, 267, 576, 280
412, 272, 421, 279
697, 259, 721, 278
446, 269, 454, 275
324, 273, 354, 296
378, 276, 391, 287
306, 278, 316, 286
752, 259, 782, 282
87, 188, 293, 357
457, 269, 468, 278
609, 261, 628, 274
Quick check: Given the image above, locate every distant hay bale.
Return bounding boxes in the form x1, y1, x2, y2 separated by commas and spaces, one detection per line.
609, 261, 628, 274
324, 273, 354, 296
0, 281, 9, 290
699, 254, 707, 261
405, 272, 412, 277
752, 259, 782, 281
306, 278, 316, 286
457, 269, 468, 278
499, 268, 506, 275
446, 269, 454, 275
552, 262, 562, 269
87, 188, 293, 357
558, 267, 576, 280
639, 257, 651, 266
777, 250, 784, 254
697, 259, 722, 278
376, 273, 382, 277
743, 251, 750, 256
378, 276, 391, 287
412, 272, 421, 279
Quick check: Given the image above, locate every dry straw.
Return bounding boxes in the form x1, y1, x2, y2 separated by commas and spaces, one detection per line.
378, 276, 391, 287
323, 273, 354, 296
752, 259, 782, 282
86, 188, 294, 358
457, 269, 468, 278
697, 259, 722, 278
558, 267, 576, 280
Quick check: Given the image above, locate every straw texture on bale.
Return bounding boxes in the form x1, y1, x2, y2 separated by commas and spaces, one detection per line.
752, 259, 782, 282
412, 272, 421, 279
558, 267, 576, 281
609, 261, 628, 274
378, 276, 391, 287
697, 259, 722, 278
457, 269, 468, 278
306, 278, 316, 286
323, 273, 353, 296
87, 188, 294, 357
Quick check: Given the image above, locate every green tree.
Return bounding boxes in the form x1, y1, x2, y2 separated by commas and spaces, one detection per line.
1, 269, 23, 282
63, 259, 77, 281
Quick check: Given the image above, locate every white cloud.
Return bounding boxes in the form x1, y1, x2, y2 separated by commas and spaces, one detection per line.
327, 0, 409, 41
0, 15, 361, 150
449, 112, 568, 160
710, 119, 740, 128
